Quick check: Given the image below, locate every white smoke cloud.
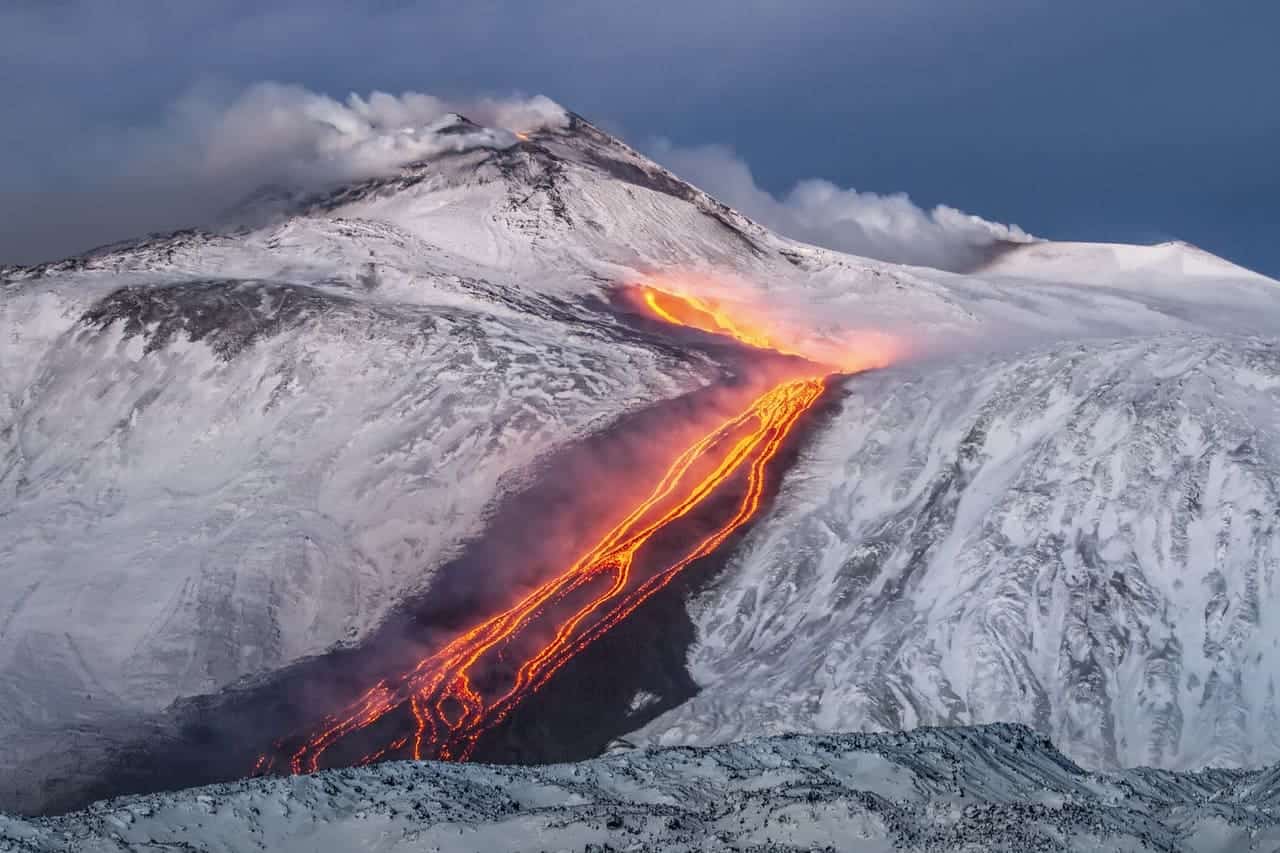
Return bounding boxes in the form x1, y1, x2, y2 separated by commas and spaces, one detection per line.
135, 83, 570, 203
469, 95, 572, 138
159, 85, 570, 186
647, 140, 1034, 271
2, 84, 569, 265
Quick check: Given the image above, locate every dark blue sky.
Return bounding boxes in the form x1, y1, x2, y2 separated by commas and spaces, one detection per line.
3, 0, 1277, 274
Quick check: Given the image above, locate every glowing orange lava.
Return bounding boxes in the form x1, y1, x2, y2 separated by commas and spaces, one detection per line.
258, 277, 881, 775
635, 285, 805, 359
629, 281, 899, 374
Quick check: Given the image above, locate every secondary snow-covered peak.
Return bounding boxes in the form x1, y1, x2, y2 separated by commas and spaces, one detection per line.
982, 239, 1274, 286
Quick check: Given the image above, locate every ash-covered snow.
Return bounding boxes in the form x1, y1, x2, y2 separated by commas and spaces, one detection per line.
3, 107, 1280, 816
4, 724, 1279, 852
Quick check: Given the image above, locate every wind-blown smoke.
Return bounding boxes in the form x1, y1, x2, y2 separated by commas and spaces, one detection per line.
647, 140, 1034, 272
169, 85, 571, 185
2, 84, 568, 265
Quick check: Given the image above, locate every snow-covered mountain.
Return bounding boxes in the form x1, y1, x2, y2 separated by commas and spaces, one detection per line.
4, 724, 1279, 852
2, 101, 1279, 817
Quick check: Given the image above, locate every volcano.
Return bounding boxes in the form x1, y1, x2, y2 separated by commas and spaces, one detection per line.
2, 103, 1280, 826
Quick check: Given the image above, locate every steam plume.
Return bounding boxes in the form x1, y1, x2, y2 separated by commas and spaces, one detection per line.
1, 84, 568, 265
647, 139, 1034, 271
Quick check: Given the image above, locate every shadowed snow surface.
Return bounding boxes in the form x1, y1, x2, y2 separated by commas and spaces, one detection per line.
3, 725, 1280, 852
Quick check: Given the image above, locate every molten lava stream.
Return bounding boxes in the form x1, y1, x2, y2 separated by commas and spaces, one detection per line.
259, 372, 828, 775
253, 281, 874, 775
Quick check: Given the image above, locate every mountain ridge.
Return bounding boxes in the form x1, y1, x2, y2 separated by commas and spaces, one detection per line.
4, 723, 1279, 852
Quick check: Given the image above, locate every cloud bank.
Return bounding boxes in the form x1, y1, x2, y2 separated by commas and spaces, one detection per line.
648, 140, 1033, 271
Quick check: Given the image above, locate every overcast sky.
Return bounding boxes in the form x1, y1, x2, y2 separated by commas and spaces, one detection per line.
2, 0, 1276, 274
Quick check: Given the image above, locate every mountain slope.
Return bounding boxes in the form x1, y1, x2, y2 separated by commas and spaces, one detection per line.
0, 249, 713, 811
639, 335, 1280, 772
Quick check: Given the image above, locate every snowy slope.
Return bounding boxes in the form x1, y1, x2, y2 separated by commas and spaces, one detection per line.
3, 724, 1278, 852
640, 334, 1280, 771
0, 237, 714, 811
3, 103, 1280, 813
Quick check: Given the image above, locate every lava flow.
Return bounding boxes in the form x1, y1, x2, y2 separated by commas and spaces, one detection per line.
634, 284, 805, 359
258, 283, 849, 776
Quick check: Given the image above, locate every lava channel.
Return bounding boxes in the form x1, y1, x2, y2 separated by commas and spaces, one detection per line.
257, 284, 853, 776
